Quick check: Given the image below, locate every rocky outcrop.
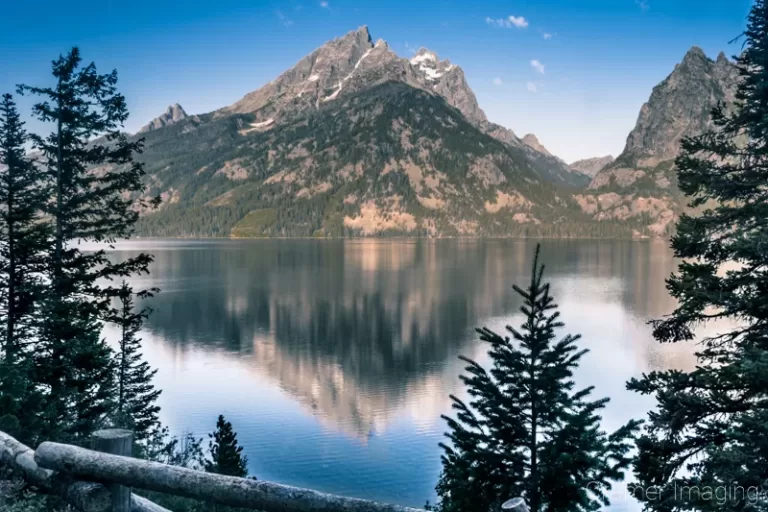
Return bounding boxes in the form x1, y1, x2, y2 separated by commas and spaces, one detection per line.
522, 134, 551, 156
569, 155, 614, 177
618, 47, 738, 168
410, 48, 487, 125
139, 104, 188, 133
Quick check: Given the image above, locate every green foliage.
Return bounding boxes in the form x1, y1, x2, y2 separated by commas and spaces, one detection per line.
0, 476, 70, 512
0, 94, 49, 445
17, 47, 156, 442
627, 3, 768, 511
205, 415, 249, 478
231, 208, 278, 237
106, 282, 162, 448
437, 245, 640, 512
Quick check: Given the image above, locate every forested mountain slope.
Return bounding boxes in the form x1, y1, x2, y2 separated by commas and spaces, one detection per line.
136, 82, 635, 238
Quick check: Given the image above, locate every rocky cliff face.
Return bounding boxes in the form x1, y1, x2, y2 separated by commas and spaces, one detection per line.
569, 156, 614, 177
619, 47, 738, 167
139, 103, 189, 133
576, 47, 739, 235
409, 48, 487, 125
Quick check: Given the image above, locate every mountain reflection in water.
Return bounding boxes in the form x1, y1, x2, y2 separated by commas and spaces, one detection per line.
104, 239, 701, 508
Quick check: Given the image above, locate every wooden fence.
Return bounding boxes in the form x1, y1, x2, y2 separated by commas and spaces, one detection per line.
0, 428, 426, 512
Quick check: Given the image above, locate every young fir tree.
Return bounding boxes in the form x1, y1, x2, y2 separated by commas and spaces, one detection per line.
437, 246, 641, 512
18, 48, 155, 442
205, 415, 248, 478
106, 281, 162, 447
627, 3, 768, 511
0, 94, 50, 444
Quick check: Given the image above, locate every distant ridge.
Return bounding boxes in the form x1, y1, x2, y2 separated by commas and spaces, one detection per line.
139, 103, 189, 133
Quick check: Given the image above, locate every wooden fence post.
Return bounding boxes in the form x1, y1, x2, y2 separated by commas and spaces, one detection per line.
91, 429, 134, 512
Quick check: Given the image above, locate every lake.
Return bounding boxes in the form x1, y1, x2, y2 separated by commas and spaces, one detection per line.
105, 238, 698, 510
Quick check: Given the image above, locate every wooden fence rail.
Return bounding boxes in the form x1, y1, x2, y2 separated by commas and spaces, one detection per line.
2, 428, 426, 512
0, 430, 164, 512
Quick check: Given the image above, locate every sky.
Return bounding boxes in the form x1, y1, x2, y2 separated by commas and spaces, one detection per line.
0, 0, 754, 162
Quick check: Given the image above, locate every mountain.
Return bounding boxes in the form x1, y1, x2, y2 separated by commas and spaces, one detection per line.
139, 103, 190, 133
135, 81, 617, 238
522, 134, 552, 156
129, 26, 604, 239
574, 47, 739, 235
217, 26, 583, 187
569, 156, 614, 177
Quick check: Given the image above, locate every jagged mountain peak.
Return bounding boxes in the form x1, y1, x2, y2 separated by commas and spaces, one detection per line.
224, 27, 491, 128
682, 45, 707, 63
139, 103, 188, 133
617, 46, 738, 167
521, 134, 551, 156
336, 25, 373, 46
410, 48, 438, 64
409, 47, 456, 81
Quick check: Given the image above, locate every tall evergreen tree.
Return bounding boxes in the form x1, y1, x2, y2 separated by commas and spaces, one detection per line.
628, 3, 768, 511
437, 246, 640, 512
18, 48, 155, 442
0, 94, 50, 444
205, 415, 248, 478
106, 281, 161, 446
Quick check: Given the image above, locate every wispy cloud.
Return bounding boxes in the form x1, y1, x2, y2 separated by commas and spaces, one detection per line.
526, 82, 538, 93
635, 0, 649, 12
485, 15, 529, 29
320, 1, 330, 8
530, 60, 545, 74
276, 10, 294, 26
542, 32, 553, 40
404, 42, 418, 55
493, 77, 503, 86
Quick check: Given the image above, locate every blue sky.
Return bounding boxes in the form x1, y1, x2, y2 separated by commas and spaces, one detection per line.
0, 0, 753, 162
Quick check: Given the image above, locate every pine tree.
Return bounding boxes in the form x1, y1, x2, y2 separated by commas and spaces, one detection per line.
0, 94, 50, 444
18, 48, 155, 442
627, 3, 768, 511
106, 281, 161, 447
437, 246, 640, 512
205, 415, 248, 478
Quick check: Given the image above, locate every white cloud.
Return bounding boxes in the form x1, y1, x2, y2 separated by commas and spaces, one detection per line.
493, 77, 503, 86
635, 0, 649, 11
485, 15, 529, 29
320, 1, 329, 8
530, 59, 545, 74
276, 10, 294, 26
526, 82, 538, 93
508, 16, 528, 28
542, 32, 553, 40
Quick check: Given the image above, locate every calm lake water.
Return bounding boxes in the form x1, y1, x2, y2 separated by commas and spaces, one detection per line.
105, 239, 699, 510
